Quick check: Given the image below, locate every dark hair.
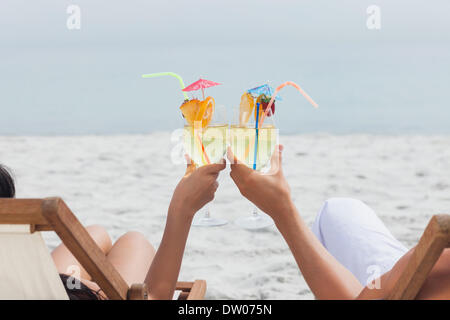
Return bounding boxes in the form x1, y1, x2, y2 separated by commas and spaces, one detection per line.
0, 164, 15, 198
59, 274, 103, 300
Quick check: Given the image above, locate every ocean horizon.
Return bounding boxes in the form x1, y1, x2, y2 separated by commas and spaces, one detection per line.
1, 1, 449, 136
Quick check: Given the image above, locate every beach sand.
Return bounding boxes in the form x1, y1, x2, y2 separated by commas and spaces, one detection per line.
1, 133, 449, 299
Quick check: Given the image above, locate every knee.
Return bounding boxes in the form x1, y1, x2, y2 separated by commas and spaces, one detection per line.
318, 197, 367, 225
119, 231, 155, 254
121, 230, 146, 241
86, 224, 113, 253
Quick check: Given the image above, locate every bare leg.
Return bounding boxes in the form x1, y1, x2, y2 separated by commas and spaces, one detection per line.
51, 224, 113, 281
106, 231, 156, 286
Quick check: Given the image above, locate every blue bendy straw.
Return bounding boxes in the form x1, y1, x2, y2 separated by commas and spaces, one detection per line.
253, 103, 260, 170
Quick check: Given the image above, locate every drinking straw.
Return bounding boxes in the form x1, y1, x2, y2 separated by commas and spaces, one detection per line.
193, 122, 211, 165
252, 103, 260, 170
142, 72, 212, 163
142, 72, 189, 100
197, 132, 211, 165
259, 81, 318, 126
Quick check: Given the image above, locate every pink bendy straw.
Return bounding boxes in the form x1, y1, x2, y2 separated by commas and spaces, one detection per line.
259, 81, 318, 126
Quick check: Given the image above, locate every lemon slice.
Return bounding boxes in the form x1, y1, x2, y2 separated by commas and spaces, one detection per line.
239, 92, 255, 126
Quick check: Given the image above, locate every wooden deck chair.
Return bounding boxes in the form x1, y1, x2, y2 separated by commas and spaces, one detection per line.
0, 198, 207, 300
388, 214, 450, 300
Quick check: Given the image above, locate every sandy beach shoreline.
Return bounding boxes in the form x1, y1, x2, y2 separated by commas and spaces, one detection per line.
1, 133, 449, 299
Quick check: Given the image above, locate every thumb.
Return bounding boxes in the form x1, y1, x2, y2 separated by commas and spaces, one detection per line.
269, 144, 283, 175
227, 146, 243, 166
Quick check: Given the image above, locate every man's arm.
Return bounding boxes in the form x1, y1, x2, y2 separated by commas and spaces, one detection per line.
275, 201, 363, 299
228, 146, 363, 299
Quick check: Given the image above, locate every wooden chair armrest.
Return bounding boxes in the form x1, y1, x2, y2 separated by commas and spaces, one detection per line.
388, 214, 450, 300
176, 281, 193, 292
187, 280, 207, 300
176, 280, 207, 300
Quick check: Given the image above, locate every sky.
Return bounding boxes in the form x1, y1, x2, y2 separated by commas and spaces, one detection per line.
1, 0, 449, 135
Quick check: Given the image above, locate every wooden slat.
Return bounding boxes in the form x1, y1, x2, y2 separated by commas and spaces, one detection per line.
176, 281, 194, 291
388, 214, 450, 300
187, 280, 207, 300
0, 199, 50, 227
437, 214, 450, 245
41, 197, 130, 300
178, 292, 189, 300
35, 225, 54, 232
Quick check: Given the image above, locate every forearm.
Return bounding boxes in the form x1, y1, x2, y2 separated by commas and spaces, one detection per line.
275, 201, 363, 299
145, 203, 192, 300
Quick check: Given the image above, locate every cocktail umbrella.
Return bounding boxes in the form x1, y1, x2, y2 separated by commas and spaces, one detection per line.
182, 78, 221, 100
247, 84, 282, 101
182, 78, 221, 165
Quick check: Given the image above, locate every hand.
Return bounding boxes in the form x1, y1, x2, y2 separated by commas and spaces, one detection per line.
169, 156, 226, 219
227, 145, 293, 222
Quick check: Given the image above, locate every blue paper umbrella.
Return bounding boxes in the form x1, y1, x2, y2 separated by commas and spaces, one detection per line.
247, 84, 282, 101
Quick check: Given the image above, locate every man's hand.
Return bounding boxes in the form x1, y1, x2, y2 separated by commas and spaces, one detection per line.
227, 145, 293, 222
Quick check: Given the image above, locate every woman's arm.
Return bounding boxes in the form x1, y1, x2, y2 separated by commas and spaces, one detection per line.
228, 146, 363, 299
145, 160, 225, 300
144, 202, 193, 300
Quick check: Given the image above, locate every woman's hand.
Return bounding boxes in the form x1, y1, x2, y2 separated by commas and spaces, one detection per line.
227, 145, 294, 223
169, 156, 226, 220
146, 157, 225, 299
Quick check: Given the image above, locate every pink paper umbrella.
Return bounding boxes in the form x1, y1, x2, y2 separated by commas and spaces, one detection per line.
182, 78, 221, 100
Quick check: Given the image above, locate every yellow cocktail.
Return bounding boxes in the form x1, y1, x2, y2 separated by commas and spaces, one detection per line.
229, 124, 278, 170
183, 124, 228, 166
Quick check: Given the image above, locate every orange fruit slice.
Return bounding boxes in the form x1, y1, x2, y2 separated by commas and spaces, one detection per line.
196, 96, 215, 128
239, 92, 255, 125
180, 99, 201, 126
180, 97, 215, 128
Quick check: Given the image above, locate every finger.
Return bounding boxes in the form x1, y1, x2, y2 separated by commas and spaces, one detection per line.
215, 158, 226, 165
185, 154, 199, 167
269, 144, 283, 175
184, 154, 197, 176
184, 154, 192, 165
185, 164, 196, 176
212, 180, 219, 191
227, 147, 243, 167
226, 147, 255, 185
201, 160, 226, 174
229, 163, 252, 188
